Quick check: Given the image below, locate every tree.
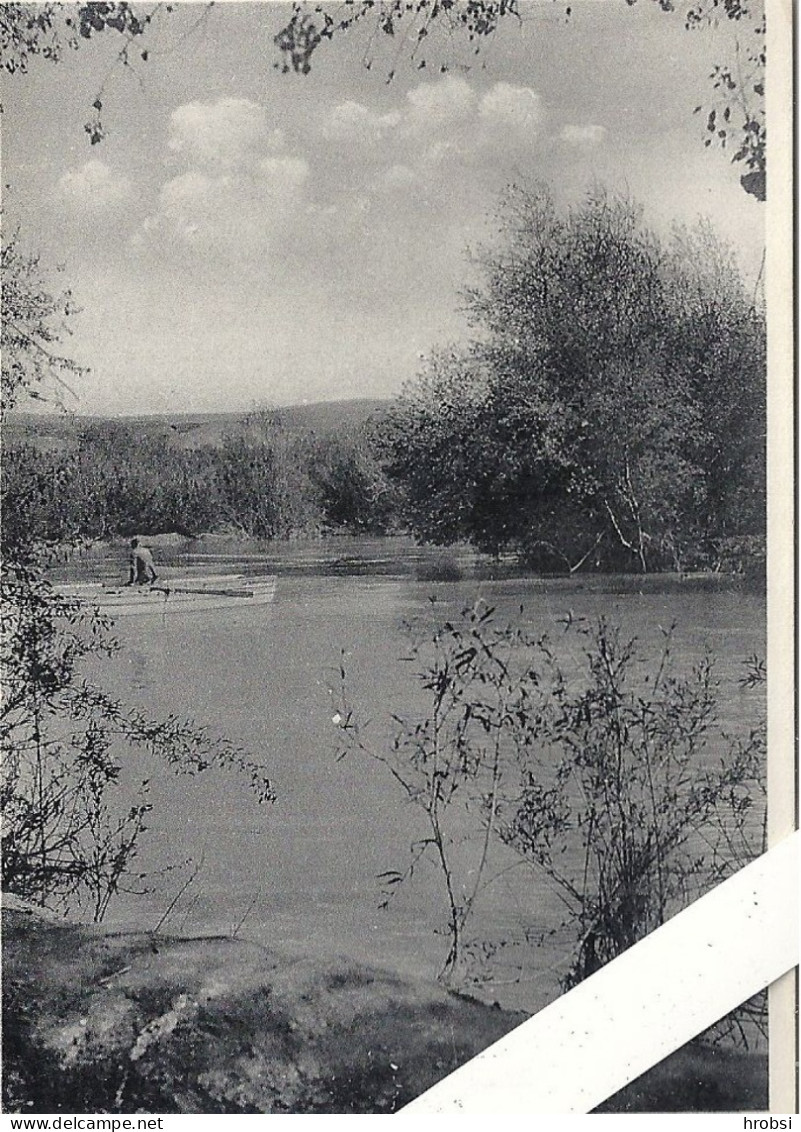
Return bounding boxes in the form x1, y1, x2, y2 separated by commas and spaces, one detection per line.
0, 2, 163, 142
311, 424, 399, 535
384, 184, 765, 572
1, 222, 275, 920
659, 222, 767, 548
1, 234, 86, 418
213, 410, 320, 539
382, 348, 499, 548
497, 618, 766, 998
0, 1, 150, 73
688, 0, 766, 200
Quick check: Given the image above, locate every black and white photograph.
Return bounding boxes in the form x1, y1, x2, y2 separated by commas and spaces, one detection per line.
1, 0, 795, 1117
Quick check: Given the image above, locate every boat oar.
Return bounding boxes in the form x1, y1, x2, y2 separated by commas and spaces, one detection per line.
150, 584, 256, 598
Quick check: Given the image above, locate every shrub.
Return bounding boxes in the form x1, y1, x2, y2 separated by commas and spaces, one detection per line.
497, 618, 766, 991
415, 554, 464, 582
337, 604, 766, 1015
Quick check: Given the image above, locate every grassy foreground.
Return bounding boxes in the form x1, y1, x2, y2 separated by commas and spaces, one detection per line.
2, 902, 766, 1114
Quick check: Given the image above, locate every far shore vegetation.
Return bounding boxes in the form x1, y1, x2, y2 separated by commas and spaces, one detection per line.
5, 187, 765, 581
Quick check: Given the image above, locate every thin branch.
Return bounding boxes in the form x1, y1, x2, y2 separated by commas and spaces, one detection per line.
151, 854, 204, 936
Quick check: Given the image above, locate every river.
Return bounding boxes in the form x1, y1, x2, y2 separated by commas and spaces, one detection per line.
88, 568, 765, 1015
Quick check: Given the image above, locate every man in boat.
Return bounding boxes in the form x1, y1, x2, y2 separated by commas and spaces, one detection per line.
126, 537, 159, 585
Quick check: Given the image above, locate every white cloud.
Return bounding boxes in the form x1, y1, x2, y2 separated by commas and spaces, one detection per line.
323, 77, 477, 149
257, 155, 310, 192
142, 78, 551, 268
403, 79, 545, 170
146, 170, 215, 241
142, 156, 309, 256
322, 100, 401, 143
479, 83, 544, 136
58, 159, 131, 207
168, 98, 283, 169
560, 124, 608, 147
404, 76, 477, 130
323, 77, 545, 175
318, 75, 547, 204
142, 98, 310, 258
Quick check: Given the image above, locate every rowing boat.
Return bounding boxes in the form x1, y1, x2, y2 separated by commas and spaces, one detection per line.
60, 576, 277, 616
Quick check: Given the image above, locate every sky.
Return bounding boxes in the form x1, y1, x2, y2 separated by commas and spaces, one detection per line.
2, 0, 765, 416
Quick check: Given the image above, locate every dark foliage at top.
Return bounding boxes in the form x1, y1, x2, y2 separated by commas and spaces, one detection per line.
0, 1, 766, 198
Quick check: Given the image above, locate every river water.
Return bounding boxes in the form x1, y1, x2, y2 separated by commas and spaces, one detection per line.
90, 570, 765, 1015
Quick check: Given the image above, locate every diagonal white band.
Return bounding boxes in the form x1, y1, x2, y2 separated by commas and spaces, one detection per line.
399, 831, 799, 1115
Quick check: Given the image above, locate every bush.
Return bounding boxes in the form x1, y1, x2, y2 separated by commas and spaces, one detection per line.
337, 603, 766, 1022
497, 618, 766, 991
415, 554, 464, 582
713, 535, 766, 581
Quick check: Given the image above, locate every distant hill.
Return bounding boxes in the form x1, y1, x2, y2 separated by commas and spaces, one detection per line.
3, 398, 392, 452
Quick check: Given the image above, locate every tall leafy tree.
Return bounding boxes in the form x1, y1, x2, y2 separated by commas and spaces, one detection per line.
385, 184, 765, 572
383, 348, 498, 547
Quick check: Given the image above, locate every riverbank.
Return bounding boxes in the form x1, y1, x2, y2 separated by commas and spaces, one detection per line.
3, 901, 767, 1114
47, 532, 763, 591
